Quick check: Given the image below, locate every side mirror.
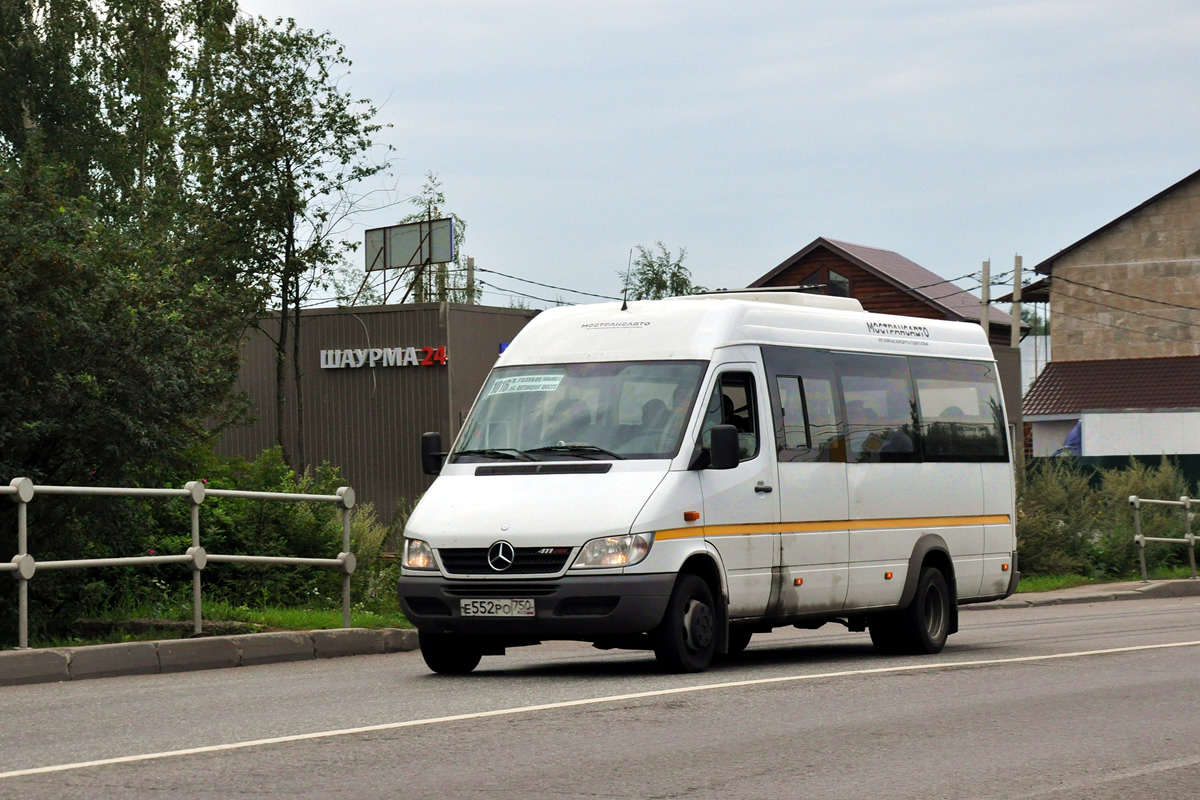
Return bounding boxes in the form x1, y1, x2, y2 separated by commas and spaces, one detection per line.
708, 424, 740, 470
421, 432, 445, 475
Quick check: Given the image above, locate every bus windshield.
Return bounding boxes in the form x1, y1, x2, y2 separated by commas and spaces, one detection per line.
452, 361, 707, 462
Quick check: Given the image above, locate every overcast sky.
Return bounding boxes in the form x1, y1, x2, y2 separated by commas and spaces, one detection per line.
242, 0, 1200, 309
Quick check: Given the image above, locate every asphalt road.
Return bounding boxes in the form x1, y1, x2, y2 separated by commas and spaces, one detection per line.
2, 597, 1200, 799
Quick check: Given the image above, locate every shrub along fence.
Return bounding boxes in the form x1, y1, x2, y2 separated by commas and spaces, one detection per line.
1, 477, 356, 650
1018, 457, 1196, 579
1129, 495, 1197, 582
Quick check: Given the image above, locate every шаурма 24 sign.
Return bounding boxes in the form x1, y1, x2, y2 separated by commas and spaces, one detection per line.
320, 346, 448, 369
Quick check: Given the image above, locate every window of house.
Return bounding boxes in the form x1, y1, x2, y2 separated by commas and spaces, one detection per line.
828, 270, 850, 297
797, 269, 823, 294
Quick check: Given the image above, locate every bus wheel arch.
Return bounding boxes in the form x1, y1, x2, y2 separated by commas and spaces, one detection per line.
870, 536, 959, 656
899, 535, 958, 636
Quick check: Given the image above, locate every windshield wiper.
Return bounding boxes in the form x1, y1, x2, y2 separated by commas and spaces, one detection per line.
524, 444, 625, 460
453, 448, 534, 461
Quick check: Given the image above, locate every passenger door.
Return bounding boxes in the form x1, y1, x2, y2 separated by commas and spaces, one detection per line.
698, 364, 779, 620
762, 347, 849, 616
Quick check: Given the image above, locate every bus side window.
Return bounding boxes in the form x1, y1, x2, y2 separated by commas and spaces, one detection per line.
910, 357, 1009, 462
777, 376, 808, 449
834, 352, 919, 464
763, 346, 844, 463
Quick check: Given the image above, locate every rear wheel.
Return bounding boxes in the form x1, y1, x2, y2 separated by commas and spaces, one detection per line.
653, 574, 717, 673
419, 633, 483, 674
868, 566, 950, 655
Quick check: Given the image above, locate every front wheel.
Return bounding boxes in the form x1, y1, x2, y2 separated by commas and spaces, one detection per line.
419, 632, 483, 674
653, 574, 718, 673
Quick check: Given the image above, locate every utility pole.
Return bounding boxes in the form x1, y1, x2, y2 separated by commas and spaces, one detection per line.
980, 259, 991, 339
466, 257, 476, 304
1011, 254, 1024, 480
1010, 255, 1022, 349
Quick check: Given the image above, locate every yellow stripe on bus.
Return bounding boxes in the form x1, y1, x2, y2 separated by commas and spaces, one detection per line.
655, 514, 1011, 541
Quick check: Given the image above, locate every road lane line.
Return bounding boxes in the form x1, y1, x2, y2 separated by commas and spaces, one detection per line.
4, 639, 1199, 780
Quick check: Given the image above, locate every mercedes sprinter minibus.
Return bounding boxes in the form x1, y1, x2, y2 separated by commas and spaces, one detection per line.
398, 290, 1017, 673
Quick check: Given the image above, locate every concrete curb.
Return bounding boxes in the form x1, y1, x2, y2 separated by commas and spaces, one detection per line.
0, 627, 417, 688
4, 579, 1197, 687
964, 578, 1200, 610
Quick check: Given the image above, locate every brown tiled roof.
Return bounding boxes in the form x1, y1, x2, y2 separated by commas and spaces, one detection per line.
752, 237, 1015, 327
1023, 355, 1200, 415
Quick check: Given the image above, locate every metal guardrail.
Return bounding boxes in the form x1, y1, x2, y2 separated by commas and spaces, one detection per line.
1129, 495, 1197, 583
3, 478, 356, 650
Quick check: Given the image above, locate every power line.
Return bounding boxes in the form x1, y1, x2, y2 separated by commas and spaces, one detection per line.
1048, 282, 1200, 330
845, 270, 994, 304
478, 267, 622, 301
1052, 307, 1195, 344
1050, 273, 1200, 313
478, 280, 570, 307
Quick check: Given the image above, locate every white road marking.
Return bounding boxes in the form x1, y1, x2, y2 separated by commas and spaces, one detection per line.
3, 639, 1199, 780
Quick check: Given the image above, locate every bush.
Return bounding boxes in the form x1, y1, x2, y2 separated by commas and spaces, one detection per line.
1018, 457, 1194, 578
1017, 458, 1101, 576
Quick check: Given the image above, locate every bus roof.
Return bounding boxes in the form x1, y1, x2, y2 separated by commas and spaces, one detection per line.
496, 292, 995, 366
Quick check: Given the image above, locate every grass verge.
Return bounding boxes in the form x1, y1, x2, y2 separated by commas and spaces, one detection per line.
1016, 564, 1197, 593
24, 601, 411, 650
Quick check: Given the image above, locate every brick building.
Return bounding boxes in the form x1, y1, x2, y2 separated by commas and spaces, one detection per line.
1022, 168, 1200, 458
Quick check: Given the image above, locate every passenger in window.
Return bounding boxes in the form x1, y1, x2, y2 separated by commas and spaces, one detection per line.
640, 399, 669, 432
722, 395, 743, 431
547, 398, 591, 444
881, 427, 913, 453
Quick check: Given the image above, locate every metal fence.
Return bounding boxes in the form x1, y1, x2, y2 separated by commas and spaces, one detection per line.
1129, 495, 1197, 583
1, 477, 356, 650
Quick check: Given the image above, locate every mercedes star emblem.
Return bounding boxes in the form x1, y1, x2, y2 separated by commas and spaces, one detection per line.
487, 540, 516, 572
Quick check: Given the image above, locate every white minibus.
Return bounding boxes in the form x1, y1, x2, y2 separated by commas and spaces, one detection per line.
398, 290, 1018, 673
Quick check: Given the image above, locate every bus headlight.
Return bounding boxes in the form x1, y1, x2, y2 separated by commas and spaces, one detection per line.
571, 533, 654, 569
403, 538, 437, 570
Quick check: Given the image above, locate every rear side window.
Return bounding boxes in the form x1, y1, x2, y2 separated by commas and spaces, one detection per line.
911, 358, 1008, 461
834, 353, 919, 464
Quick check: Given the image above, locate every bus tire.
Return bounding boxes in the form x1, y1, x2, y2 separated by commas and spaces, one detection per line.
720, 627, 753, 659
868, 614, 906, 655
419, 633, 483, 675
653, 574, 717, 673
870, 566, 950, 655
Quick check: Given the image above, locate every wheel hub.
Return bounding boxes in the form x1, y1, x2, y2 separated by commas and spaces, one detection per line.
682, 598, 714, 651
923, 584, 946, 640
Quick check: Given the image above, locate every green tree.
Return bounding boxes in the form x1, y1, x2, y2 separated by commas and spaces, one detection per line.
186, 15, 392, 471
0, 0, 106, 191
1022, 306, 1049, 336
0, 160, 243, 487
393, 171, 478, 304
619, 241, 704, 300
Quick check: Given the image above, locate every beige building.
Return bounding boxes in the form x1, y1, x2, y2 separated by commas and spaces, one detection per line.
1043, 169, 1200, 361
1022, 168, 1200, 458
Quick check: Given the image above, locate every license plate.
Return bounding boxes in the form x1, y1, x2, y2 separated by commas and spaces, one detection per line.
460, 598, 535, 617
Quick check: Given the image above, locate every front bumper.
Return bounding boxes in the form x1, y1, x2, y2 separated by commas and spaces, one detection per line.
397, 572, 676, 640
